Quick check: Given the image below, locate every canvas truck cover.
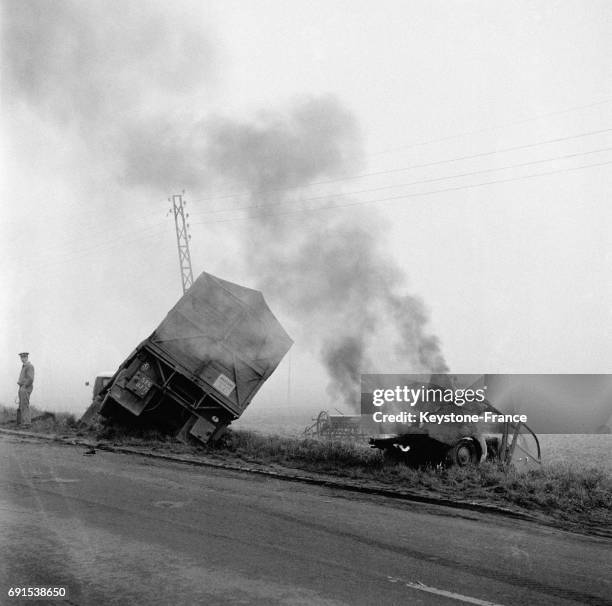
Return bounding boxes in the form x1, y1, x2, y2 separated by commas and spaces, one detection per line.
148, 271, 293, 416
95, 271, 292, 444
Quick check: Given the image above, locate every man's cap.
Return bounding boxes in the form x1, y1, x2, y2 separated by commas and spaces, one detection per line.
18, 352, 29, 356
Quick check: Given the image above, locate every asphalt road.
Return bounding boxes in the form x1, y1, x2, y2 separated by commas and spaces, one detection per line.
0, 434, 609, 606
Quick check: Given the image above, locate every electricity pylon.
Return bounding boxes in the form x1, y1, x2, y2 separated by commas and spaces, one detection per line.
170, 193, 194, 294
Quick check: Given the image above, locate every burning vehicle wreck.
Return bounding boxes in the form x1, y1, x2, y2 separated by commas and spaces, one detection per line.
84, 271, 292, 444
366, 377, 542, 468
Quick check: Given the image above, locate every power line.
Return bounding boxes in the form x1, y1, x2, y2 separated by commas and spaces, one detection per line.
8, 126, 612, 270
6, 121, 610, 256
107, 92, 612, 163
187, 146, 612, 218
10, 139, 612, 270
1, 202, 172, 260
10, 157, 610, 274
44, 220, 167, 262
16, 223, 171, 273
368, 97, 612, 157
189, 126, 612, 205
193, 159, 612, 225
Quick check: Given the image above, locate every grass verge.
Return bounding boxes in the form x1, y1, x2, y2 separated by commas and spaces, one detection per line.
2, 406, 610, 532
214, 430, 611, 530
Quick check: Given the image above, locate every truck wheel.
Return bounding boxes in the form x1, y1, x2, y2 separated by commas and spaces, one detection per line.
447, 438, 479, 467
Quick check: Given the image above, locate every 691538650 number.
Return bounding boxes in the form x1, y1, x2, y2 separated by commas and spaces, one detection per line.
7, 586, 68, 599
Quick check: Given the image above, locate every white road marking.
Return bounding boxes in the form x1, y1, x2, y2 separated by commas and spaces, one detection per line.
387, 576, 506, 606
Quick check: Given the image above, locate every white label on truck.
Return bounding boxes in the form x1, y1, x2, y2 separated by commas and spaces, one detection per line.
213, 373, 235, 397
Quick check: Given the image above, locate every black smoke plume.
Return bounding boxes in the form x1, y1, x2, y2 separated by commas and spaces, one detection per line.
201, 97, 449, 409
2, 1, 447, 409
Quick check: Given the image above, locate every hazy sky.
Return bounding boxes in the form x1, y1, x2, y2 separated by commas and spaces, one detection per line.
1, 0, 611, 416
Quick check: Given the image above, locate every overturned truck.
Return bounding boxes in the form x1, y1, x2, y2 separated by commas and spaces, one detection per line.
95, 271, 292, 444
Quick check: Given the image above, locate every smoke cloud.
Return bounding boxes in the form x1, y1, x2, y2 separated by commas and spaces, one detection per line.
2, 0, 214, 117
2, 1, 447, 410
2, 0, 215, 187
201, 97, 449, 409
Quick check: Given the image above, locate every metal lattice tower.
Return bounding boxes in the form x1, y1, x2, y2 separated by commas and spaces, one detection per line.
170, 193, 194, 294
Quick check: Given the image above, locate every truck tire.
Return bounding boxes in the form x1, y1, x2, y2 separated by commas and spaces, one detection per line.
447, 438, 480, 467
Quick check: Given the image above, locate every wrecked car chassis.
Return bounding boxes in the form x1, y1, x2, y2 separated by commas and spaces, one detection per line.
369, 409, 541, 468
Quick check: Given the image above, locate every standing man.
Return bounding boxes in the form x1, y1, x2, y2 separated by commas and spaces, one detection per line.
17, 352, 34, 427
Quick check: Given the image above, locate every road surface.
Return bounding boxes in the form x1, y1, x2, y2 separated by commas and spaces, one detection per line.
0, 433, 609, 606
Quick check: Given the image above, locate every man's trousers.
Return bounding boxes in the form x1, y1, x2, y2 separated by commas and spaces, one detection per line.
18, 387, 32, 426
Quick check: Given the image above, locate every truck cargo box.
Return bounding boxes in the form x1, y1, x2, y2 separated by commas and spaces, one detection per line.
99, 271, 292, 443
